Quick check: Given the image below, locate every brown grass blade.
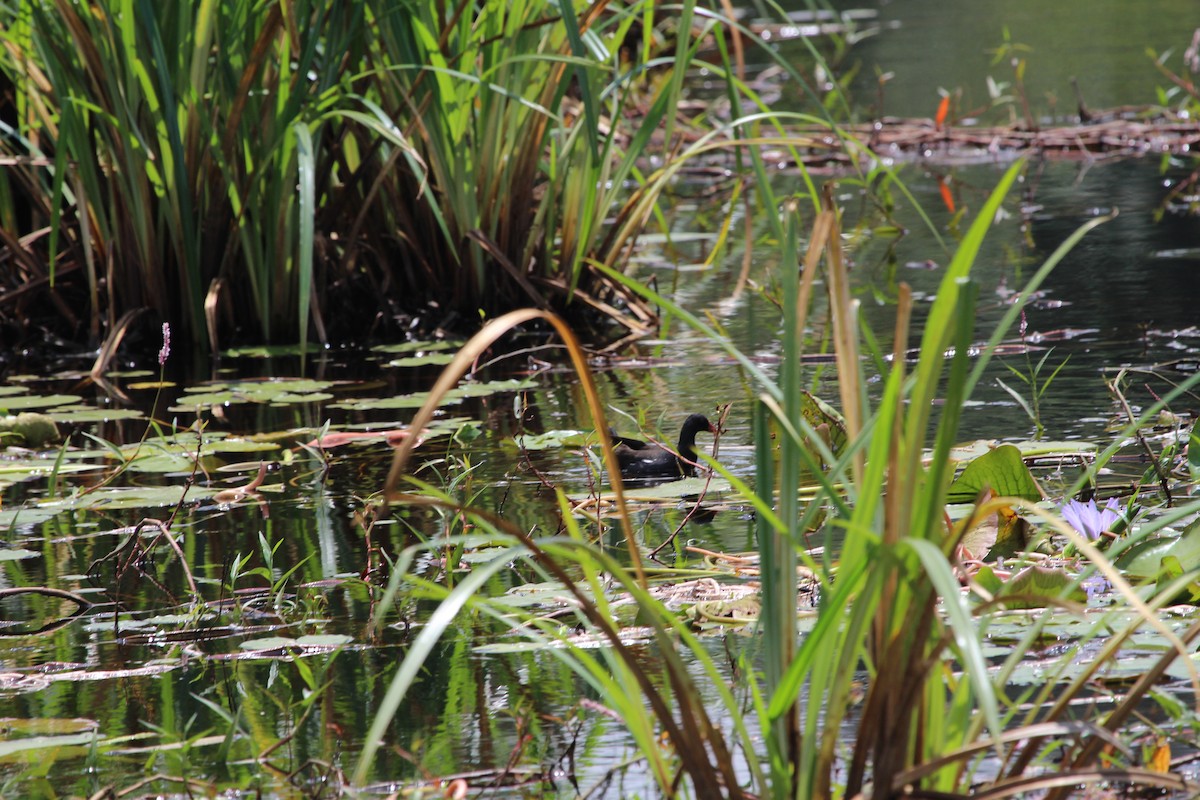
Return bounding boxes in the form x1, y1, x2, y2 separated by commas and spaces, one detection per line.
381, 308, 643, 585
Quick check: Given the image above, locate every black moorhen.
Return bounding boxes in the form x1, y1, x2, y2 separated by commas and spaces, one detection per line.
611, 414, 717, 480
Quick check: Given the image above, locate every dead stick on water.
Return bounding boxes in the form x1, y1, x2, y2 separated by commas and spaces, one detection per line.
0, 587, 92, 637
0, 586, 91, 604
1107, 376, 1172, 505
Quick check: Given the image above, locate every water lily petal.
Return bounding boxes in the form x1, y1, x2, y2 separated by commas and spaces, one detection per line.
1060, 498, 1109, 540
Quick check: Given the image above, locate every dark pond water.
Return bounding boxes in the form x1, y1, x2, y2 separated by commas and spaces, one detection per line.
4, 5, 1200, 798
825, 0, 1200, 118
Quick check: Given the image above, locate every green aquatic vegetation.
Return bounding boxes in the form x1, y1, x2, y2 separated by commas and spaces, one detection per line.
0, 0, 745, 351
356, 161, 1200, 799
0, 0, 886, 358
0, 412, 60, 448
332, 378, 537, 412
0, 391, 82, 413
171, 378, 338, 411
997, 335, 1070, 440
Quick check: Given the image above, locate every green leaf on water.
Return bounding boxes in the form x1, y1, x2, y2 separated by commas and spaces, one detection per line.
332, 394, 436, 411
371, 340, 462, 355
0, 718, 97, 736
239, 634, 353, 652
333, 379, 535, 411
386, 352, 456, 367
0, 393, 81, 412
1116, 518, 1200, 580
566, 476, 734, 506
972, 564, 1003, 595
37, 484, 216, 511
948, 439, 1096, 463
511, 429, 591, 450
490, 581, 582, 610
220, 343, 325, 358
991, 564, 1085, 609
0, 732, 100, 757
43, 407, 146, 424
0, 506, 66, 528
800, 391, 847, 456
0, 458, 103, 486
171, 379, 337, 411
267, 392, 334, 405
621, 477, 732, 501
946, 444, 1042, 504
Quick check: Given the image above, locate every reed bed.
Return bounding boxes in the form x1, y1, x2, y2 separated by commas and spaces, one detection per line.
0, 0, 749, 352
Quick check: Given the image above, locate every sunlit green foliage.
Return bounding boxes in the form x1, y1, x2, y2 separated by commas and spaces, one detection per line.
362, 168, 1200, 799
0, 0, 745, 351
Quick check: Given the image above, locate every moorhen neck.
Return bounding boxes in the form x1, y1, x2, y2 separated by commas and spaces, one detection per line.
612, 413, 717, 480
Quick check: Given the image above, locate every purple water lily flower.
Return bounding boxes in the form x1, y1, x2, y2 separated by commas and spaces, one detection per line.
1060, 497, 1122, 540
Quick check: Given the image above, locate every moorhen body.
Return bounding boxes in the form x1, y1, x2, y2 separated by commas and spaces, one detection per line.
612, 413, 717, 480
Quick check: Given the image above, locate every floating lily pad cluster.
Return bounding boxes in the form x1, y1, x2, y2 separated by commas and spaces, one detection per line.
171, 378, 339, 411
0, 386, 143, 426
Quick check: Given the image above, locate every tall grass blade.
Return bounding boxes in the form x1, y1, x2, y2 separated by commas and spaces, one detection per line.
293, 120, 315, 353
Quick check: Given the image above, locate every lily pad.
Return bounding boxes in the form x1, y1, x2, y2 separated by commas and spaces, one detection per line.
0, 413, 60, 447
623, 477, 732, 501
0, 506, 67, 528
960, 505, 1032, 560
490, 581, 580, 609
42, 407, 146, 424
238, 634, 353, 652
115, 437, 280, 473
371, 340, 462, 355
1014, 440, 1099, 458
220, 343, 325, 358
0, 393, 81, 412
0, 458, 103, 487
333, 378, 535, 412
974, 564, 1086, 609
170, 379, 337, 411
0, 732, 100, 758
0, 718, 97, 736
1115, 519, 1200, 580
511, 430, 592, 450
1190, 419, 1200, 483
572, 476, 732, 504
0, 548, 39, 562
474, 640, 559, 654
37, 484, 216, 511
688, 596, 762, 624
947, 444, 1043, 504
386, 352, 457, 368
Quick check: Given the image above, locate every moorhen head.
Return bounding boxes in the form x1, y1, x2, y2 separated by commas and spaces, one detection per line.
612, 413, 717, 481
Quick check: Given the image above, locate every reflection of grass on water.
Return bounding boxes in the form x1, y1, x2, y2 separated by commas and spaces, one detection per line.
362, 164, 1200, 799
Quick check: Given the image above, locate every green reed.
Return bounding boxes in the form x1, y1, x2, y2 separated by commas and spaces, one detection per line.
0, 0, 383, 347
0, 0, 729, 351
361, 152, 1200, 797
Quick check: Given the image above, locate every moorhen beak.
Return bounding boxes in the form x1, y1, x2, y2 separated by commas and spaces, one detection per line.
612, 413, 717, 481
